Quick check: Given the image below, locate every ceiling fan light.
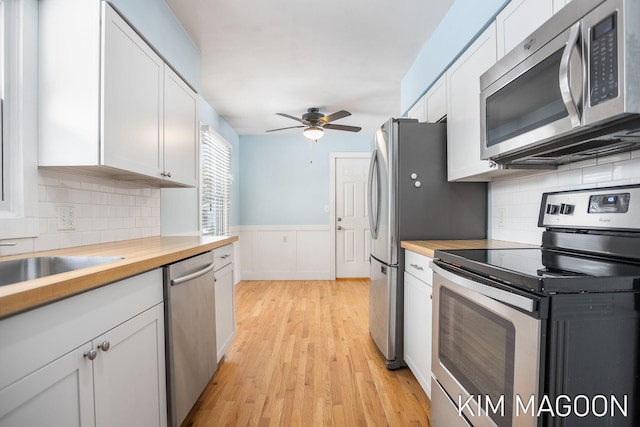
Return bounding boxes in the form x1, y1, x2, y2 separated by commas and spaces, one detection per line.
303, 126, 324, 140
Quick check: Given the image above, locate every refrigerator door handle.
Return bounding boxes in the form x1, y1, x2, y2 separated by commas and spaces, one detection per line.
367, 149, 381, 239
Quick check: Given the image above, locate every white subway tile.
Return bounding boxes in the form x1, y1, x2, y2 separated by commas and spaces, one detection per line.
582, 164, 613, 183
612, 157, 640, 181
597, 152, 632, 164
34, 234, 61, 252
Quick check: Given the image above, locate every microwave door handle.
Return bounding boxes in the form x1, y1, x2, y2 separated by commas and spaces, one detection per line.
431, 263, 536, 313
559, 22, 582, 127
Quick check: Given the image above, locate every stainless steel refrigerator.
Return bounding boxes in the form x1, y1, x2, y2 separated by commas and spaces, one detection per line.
367, 118, 487, 369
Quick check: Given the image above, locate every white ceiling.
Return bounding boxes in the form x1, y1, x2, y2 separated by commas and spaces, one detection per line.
165, 0, 454, 136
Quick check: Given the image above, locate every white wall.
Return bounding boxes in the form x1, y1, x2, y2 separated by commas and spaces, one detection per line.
489, 150, 640, 244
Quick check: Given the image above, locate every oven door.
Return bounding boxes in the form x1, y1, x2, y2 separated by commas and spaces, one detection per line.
431, 263, 542, 427
480, 20, 585, 161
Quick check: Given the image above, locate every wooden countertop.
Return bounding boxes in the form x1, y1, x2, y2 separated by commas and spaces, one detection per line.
401, 239, 537, 258
0, 235, 238, 319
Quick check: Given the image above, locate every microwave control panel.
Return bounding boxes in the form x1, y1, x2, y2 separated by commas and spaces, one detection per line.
589, 12, 619, 106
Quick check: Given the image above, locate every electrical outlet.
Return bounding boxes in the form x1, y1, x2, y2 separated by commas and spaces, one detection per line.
497, 207, 506, 228
57, 206, 76, 230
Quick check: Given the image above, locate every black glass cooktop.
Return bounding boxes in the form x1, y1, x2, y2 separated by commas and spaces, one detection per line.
435, 248, 640, 293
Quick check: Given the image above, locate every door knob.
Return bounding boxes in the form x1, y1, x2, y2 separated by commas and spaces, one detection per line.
337, 226, 342, 230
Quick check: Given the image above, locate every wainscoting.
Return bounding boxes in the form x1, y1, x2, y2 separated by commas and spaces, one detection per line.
237, 226, 332, 280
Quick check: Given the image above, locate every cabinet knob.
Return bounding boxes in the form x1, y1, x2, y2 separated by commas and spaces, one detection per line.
337, 226, 342, 230
84, 349, 98, 360
98, 341, 111, 352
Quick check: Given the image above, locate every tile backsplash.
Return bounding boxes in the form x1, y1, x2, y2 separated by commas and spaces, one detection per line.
489, 150, 640, 245
2, 170, 161, 256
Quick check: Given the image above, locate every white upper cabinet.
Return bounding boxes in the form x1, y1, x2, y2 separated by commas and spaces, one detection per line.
446, 23, 498, 182
496, 0, 554, 59
163, 65, 199, 187
406, 75, 446, 123
102, 5, 164, 180
38, 1, 197, 187
425, 76, 447, 123
407, 96, 427, 122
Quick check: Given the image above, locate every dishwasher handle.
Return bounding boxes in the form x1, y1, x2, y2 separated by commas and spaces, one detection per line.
170, 262, 215, 286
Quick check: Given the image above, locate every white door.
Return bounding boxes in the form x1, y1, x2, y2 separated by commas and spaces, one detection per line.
335, 157, 370, 278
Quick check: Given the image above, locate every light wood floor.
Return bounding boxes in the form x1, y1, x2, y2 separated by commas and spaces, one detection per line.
182, 279, 431, 426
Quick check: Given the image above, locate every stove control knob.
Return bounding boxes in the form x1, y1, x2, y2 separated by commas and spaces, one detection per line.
560, 204, 574, 215
546, 204, 560, 215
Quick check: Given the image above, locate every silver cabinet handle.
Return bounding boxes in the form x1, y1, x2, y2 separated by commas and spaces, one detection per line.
410, 263, 424, 271
559, 21, 582, 127
220, 254, 231, 259
98, 341, 111, 352
171, 262, 215, 286
84, 349, 97, 360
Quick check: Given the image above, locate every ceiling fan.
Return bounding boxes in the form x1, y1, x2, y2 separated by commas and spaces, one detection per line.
266, 108, 362, 140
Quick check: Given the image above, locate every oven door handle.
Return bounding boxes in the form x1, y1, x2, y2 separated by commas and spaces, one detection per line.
431, 263, 537, 313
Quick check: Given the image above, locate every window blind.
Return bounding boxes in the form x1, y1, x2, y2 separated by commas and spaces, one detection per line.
201, 125, 231, 236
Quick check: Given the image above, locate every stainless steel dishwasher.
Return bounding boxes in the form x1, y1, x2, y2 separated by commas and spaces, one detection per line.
164, 251, 217, 427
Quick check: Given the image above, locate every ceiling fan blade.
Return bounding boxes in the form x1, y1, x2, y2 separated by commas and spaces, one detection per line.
266, 125, 305, 132
324, 123, 362, 132
320, 110, 351, 124
275, 113, 304, 123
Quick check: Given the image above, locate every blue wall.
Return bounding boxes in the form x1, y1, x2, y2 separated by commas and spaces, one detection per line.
239, 134, 371, 225
401, 0, 509, 113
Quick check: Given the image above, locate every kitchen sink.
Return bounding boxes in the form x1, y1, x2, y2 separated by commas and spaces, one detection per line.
0, 256, 124, 287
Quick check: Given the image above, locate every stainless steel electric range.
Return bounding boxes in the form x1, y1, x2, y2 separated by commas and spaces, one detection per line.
430, 184, 640, 427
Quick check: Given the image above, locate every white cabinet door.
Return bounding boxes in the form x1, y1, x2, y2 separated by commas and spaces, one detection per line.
93, 303, 167, 427
446, 23, 498, 182
425, 75, 447, 123
403, 270, 432, 398
215, 262, 236, 362
102, 4, 164, 179
406, 75, 446, 123
163, 65, 198, 187
407, 96, 427, 122
0, 344, 95, 427
496, 0, 554, 59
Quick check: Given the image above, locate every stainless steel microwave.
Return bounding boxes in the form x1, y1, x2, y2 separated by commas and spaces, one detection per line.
480, 0, 640, 168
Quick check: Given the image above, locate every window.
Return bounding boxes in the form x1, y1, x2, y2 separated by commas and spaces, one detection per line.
200, 125, 231, 236
0, 0, 39, 239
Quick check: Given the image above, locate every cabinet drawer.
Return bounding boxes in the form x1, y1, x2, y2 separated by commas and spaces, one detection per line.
213, 244, 233, 270
404, 250, 433, 284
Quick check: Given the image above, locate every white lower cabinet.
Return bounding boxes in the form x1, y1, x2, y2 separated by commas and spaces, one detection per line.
214, 244, 236, 362
403, 250, 433, 398
0, 270, 166, 427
